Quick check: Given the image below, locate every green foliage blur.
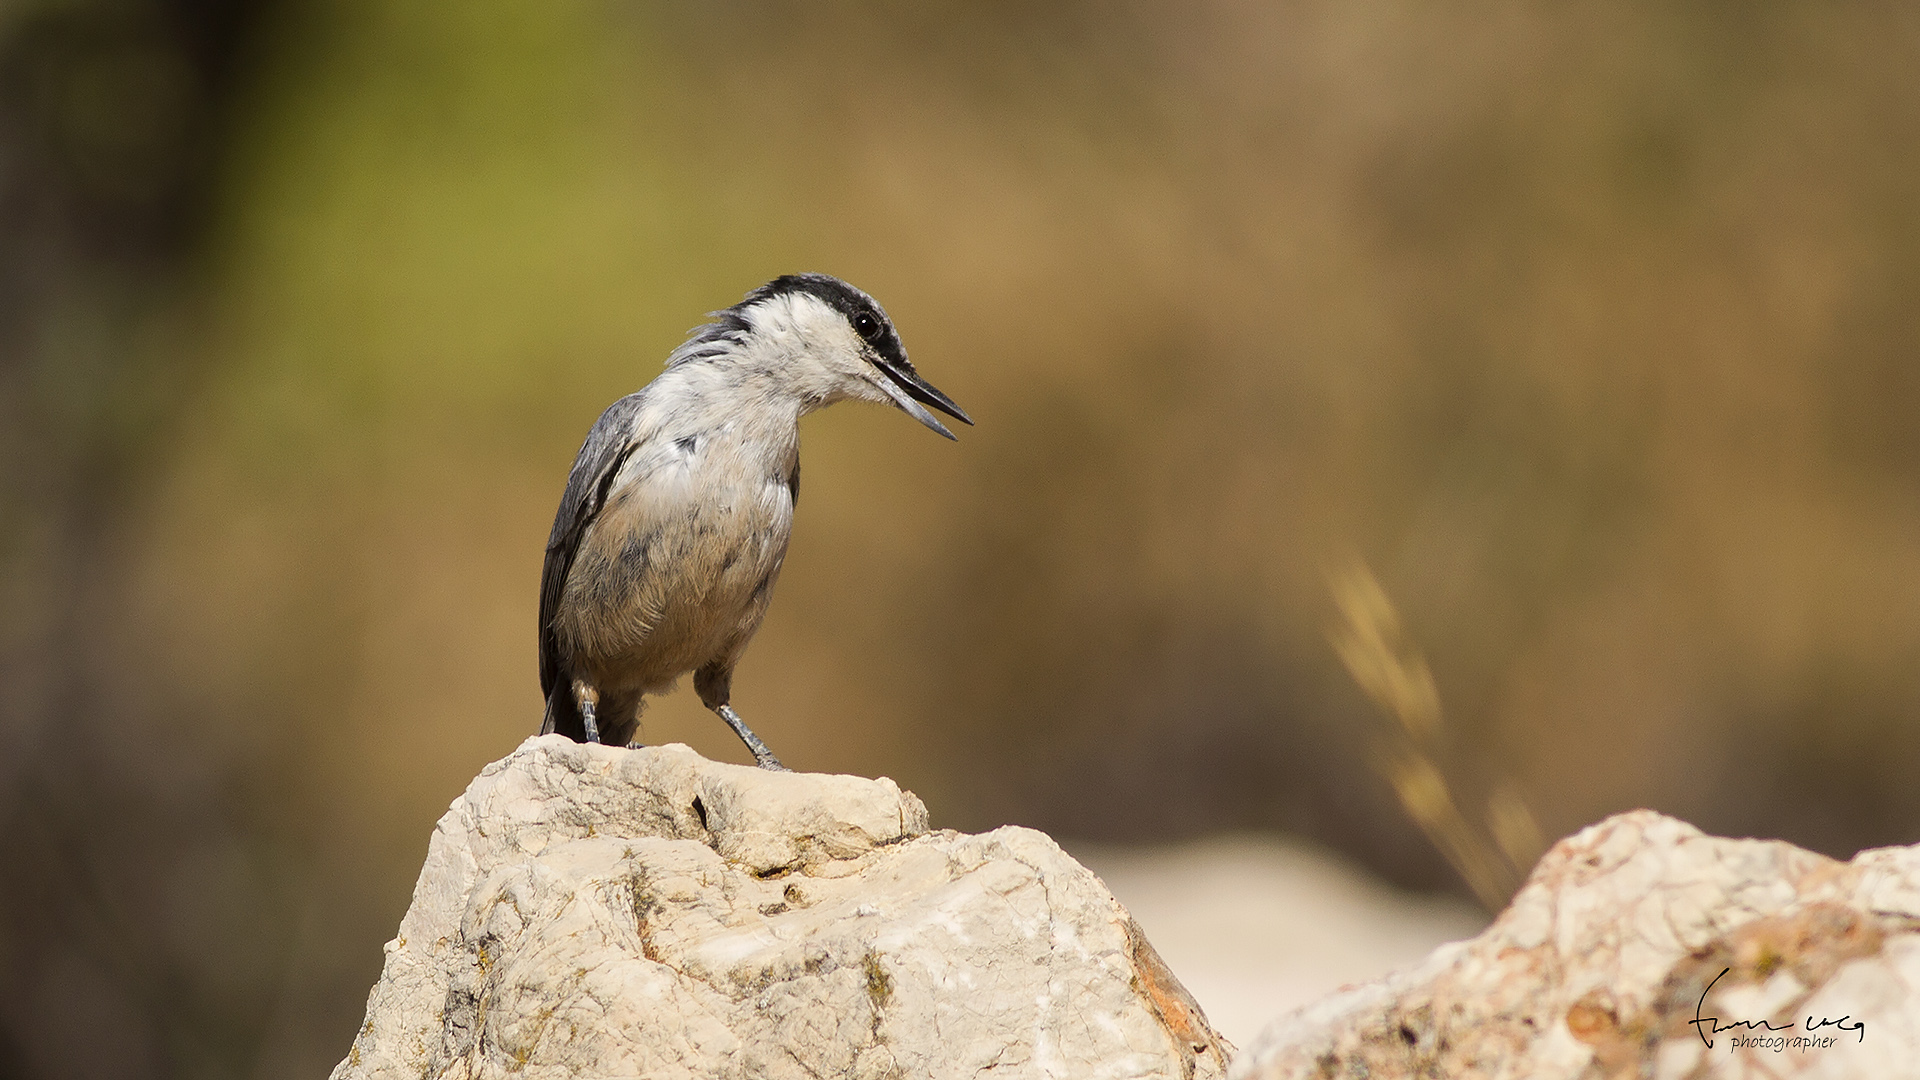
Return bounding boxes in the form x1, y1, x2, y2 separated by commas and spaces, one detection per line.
7, 0, 1920, 1075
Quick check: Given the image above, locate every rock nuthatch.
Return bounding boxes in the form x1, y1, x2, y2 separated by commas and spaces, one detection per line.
537, 274, 970, 769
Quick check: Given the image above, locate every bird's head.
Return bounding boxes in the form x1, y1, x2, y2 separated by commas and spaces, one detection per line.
671, 273, 973, 439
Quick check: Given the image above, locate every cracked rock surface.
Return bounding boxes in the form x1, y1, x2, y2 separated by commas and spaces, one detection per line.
332, 736, 1229, 1080
1231, 810, 1920, 1080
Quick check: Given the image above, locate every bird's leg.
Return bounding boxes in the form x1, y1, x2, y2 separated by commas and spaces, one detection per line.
695, 662, 786, 770
713, 704, 787, 771
571, 678, 602, 744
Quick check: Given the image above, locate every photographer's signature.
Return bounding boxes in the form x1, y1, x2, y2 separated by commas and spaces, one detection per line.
1690, 966, 1865, 1050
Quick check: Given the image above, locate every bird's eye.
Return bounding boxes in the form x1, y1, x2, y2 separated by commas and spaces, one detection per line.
852, 311, 880, 341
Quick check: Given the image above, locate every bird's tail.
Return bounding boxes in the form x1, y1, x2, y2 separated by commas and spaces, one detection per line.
541, 684, 589, 742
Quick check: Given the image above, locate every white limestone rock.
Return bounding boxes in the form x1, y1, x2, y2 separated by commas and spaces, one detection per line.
1231, 810, 1920, 1080
332, 736, 1228, 1080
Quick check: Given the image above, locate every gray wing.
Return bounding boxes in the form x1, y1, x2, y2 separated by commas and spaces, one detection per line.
539, 390, 649, 702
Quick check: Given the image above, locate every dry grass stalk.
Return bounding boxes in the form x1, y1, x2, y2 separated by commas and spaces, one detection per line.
1328, 558, 1545, 910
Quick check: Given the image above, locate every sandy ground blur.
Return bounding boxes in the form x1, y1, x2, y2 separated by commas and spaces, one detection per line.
1069, 835, 1488, 1048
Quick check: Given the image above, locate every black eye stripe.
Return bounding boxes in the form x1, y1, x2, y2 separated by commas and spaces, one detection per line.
735, 274, 900, 358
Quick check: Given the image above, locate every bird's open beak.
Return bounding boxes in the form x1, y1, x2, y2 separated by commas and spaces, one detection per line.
872, 360, 973, 440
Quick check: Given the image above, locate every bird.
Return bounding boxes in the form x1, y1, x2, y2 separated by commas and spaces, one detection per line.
537, 274, 970, 769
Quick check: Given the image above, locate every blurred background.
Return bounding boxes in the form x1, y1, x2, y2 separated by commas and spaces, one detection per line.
6, 0, 1920, 1073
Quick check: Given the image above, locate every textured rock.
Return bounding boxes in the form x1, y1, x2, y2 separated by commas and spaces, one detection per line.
1231, 810, 1920, 1080
333, 736, 1229, 1080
